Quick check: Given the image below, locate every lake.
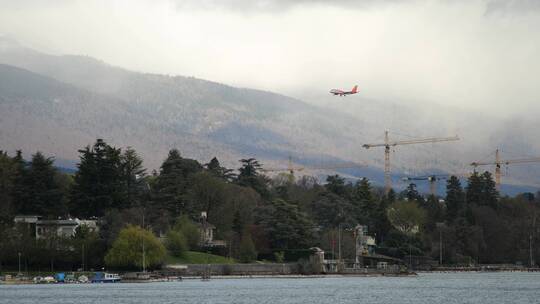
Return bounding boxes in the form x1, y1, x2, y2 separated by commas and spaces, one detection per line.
1, 272, 539, 304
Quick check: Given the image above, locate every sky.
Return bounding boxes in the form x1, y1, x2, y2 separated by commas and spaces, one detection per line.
1, 0, 539, 114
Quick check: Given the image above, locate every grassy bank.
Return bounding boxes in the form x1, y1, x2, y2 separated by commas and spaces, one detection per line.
165, 251, 235, 265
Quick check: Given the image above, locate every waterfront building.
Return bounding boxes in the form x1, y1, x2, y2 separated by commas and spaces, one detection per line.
197, 212, 227, 248
13, 215, 98, 239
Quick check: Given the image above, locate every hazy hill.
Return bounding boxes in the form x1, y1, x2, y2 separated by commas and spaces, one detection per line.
1, 37, 539, 195
0, 38, 373, 169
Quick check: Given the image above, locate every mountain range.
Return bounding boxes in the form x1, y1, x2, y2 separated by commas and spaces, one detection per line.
1, 36, 539, 195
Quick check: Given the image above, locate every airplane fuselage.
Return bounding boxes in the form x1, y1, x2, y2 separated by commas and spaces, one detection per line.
330, 85, 358, 96
330, 89, 353, 96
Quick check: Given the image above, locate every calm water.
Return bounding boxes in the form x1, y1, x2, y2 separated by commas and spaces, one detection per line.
1, 272, 539, 304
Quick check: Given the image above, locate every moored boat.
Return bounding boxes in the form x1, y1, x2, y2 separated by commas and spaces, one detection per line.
91, 272, 121, 283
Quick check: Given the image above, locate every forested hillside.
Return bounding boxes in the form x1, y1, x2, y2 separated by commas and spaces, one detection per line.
1, 37, 540, 194
0, 143, 538, 271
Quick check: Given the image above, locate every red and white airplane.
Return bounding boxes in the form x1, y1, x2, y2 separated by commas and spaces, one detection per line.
330, 85, 358, 96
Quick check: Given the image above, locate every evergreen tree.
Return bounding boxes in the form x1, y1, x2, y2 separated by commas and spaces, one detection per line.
11, 150, 27, 215
153, 149, 202, 217
352, 178, 376, 225
480, 172, 499, 209
404, 183, 424, 203
260, 199, 314, 250
446, 176, 465, 221
424, 195, 444, 230
311, 191, 356, 229
374, 193, 393, 243
205, 157, 235, 180
0, 151, 16, 222
71, 139, 124, 217
20, 152, 65, 217
185, 171, 227, 218
466, 171, 498, 209
466, 172, 483, 206
325, 175, 347, 197
237, 158, 269, 197
121, 147, 146, 208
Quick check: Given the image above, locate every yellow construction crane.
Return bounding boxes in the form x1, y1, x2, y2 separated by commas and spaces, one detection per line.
470, 149, 540, 191
401, 175, 448, 197
401, 173, 471, 196
362, 131, 460, 194
401, 172, 471, 197
261, 156, 366, 182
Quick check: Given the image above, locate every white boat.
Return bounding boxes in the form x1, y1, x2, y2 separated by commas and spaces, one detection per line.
77, 275, 89, 283
91, 272, 121, 283
41, 276, 56, 284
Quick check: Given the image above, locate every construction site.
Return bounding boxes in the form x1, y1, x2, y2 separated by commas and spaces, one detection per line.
260, 129, 540, 197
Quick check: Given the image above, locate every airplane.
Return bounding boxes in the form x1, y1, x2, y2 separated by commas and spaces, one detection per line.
330, 85, 358, 96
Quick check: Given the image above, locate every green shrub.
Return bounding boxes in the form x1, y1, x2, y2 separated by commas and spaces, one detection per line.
165, 230, 188, 257
239, 233, 257, 263
174, 215, 200, 249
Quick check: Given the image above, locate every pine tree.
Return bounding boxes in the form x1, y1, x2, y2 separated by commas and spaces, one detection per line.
184, 171, 227, 218
466, 172, 483, 205
372, 190, 394, 243
424, 195, 444, 230
353, 178, 376, 225
121, 147, 146, 208
261, 199, 314, 250
237, 158, 269, 197
205, 157, 235, 180
480, 171, 499, 209
11, 150, 27, 215
20, 152, 65, 217
311, 191, 356, 229
153, 149, 202, 217
0, 151, 16, 222
446, 176, 465, 221
466, 171, 498, 209
71, 139, 124, 217
325, 175, 347, 197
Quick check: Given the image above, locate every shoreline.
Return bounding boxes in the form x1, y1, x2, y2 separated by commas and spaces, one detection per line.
4, 269, 540, 285
422, 267, 540, 273
5, 269, 540, 286
1, 272, 417, 285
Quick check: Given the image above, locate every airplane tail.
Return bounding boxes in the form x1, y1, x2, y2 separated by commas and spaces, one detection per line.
351, 85, 358, 93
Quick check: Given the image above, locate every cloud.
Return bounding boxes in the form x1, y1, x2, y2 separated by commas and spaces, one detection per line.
171, 0, 409, 12
485, 0, 540, 15
0, 0, 539, 116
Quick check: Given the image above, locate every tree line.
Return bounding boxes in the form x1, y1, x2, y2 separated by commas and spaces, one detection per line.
0, 139, 539, 271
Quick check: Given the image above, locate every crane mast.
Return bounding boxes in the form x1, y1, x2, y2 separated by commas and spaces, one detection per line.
384, 131, 390, 195
363, 131, 460, 194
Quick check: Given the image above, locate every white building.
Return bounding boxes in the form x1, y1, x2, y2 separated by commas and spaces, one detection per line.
14, 215, 98, 239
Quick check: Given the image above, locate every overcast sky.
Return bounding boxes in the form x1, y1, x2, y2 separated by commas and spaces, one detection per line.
1, 0, 539, 114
